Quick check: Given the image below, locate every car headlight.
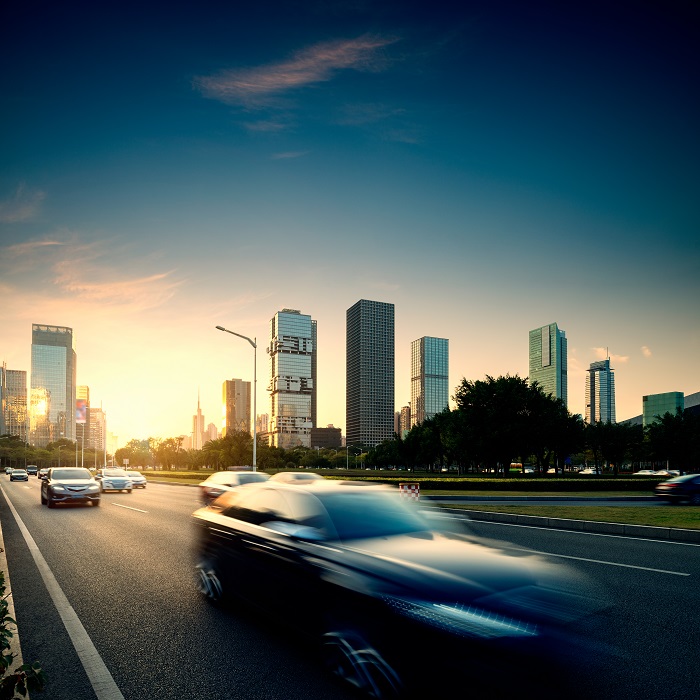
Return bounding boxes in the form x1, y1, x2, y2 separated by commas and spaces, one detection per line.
51, 485, 66, 492
383, 597, 538, 640
87, 484, 100, 492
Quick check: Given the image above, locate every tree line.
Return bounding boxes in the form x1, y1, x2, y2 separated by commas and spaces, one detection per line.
2, 375, 697, 473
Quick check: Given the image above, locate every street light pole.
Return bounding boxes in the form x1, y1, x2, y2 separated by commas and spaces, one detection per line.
216, 325, 257, 472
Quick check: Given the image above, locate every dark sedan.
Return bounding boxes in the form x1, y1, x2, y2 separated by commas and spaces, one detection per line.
41, 467, 101, 508
654, 473, 700, 505
198, 469, 269, 505
193, 481, 604, 699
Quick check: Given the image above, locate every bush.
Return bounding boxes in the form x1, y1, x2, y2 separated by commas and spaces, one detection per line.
0, 569, 45, 698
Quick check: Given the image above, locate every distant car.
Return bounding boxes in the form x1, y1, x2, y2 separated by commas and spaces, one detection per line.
95, 468, 133, 493
38, 468, 49, 480
41, 467, 101, 508
10, 469, 28, 481
26, 465, 38, 476
654, 474, 700, 505
199, 470, 270, 505
633, 470, 658, 476
653, 470, 675, 477
193, 480, 605, 698
578, 468, 600, 475
125, 470, 147, 488
5, 468, 13, 476
268, 471, 325, 484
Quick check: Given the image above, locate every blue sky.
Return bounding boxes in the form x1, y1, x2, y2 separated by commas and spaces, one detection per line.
1, 0, 698, 444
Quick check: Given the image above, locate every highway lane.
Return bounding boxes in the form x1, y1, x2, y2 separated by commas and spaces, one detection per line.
1, 477, 698, 699
0, 478, 354, 700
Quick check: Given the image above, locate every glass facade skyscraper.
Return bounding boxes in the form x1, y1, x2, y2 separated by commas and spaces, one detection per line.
222, 378, 251, 436
410, 337, 449, 427
30, 324, 76, 447
268, 309, 314, 448
0, 363, 27, 441
346, 299, 395, 448
585, 359, 616, 424
528, 322, 567, 406
642, 391, 684, 427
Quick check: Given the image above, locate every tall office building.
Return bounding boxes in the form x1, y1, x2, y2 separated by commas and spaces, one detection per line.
192, 392, 205, 450
585, 359, 616, 424
222, 379, 251, 436
30, 324, 76, 447
528, 322, 567, 406
642, 391, 684, 427
399, 405, 411, 437
346, 299, 395, 448
410, 337, 449, 427
311, 319, 318, 429
0, 364, 27, 441
87, 407, 106, 455
76, 385, 90, 451
268, 309, 314, 448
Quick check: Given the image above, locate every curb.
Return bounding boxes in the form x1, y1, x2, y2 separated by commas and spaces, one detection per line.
441, 507, 700, 543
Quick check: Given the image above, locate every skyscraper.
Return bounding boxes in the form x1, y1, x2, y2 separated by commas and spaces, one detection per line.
410, 336, 449, 427
30, 324, 76, 447
585, 359, 616, 424
87, 406, 106, 457
76, 385, 90, 454
268, 309, 314, 448
0, 363, 27, 441
192, 391, 205, 450
222, 379, 251, 436
528, 322, 567, 406
346, 299, 395, 448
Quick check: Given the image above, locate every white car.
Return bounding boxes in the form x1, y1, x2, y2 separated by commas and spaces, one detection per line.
633, 470, 658, 476
125, 470, 147, 488
578, 468, 599, 475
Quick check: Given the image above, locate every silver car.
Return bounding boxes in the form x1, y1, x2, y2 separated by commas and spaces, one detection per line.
41, 467, 101, 508
95, 468, 133, 493
125, 470, 147, 488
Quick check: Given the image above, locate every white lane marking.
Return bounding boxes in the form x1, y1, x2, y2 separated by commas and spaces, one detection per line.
111, 503, 148, 513
1, 487, 126, 700
510, 547, 690, 576
455, 513, 700, 547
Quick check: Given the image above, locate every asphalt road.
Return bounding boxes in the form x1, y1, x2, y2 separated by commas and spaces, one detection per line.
1, 477, 697, 700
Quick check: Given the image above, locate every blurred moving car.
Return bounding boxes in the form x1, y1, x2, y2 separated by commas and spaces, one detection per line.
10, 469, 28, 481
193, 480, 604, 699
4, 467, 12, 475
633, 470, 658, 476
41, 467, 101, 508
38, 468, 49, 480
198, 470, 270, 505
125, 470, 147, 488
654, 474, 700, 505
578, 468, 600, 475
26, 465, 38, 476
268, 471, 325, 484
95, 468, 133, 493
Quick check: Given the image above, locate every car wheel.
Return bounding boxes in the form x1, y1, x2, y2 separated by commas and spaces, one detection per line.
47, 496, 56, 509
41, 492, 47, 505
196, 559, 224, 604
127, 488, 132, 493
94, 499, 101, 507
689, 494, 700, 506
321, 628, 402, 700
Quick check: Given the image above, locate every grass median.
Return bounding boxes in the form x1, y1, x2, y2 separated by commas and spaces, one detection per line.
443, 504, 700, 530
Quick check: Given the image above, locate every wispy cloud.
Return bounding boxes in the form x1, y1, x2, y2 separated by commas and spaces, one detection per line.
592, 347, 629, 363
271, 151, 309, 160
641, 346, 653, 358
194, 34, 399, 109
0, 183, 45, 223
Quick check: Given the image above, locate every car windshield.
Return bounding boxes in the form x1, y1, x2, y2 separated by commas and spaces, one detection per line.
127, 472, 142, 477
104, 469, 128, 477
317, 490, 430, 541
238, 473, 269, 485
53, 469, 92, 480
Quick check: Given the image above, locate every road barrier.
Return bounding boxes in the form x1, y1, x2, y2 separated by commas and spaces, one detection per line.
399, 482, 420, 500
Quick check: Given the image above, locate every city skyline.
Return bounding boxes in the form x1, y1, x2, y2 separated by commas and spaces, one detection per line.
1, 1, 698, 445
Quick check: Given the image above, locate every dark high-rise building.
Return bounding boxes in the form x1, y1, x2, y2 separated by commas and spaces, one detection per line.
0, 363, 27, 441
346, 299, 395, 448
30, 324, 76, 447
